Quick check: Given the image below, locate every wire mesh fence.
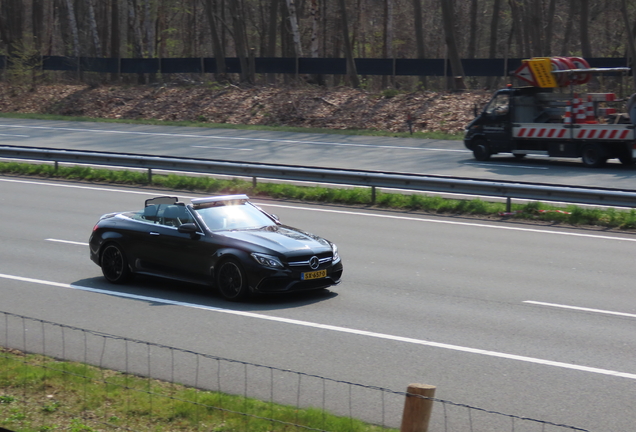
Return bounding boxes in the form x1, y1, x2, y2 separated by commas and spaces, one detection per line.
0, 310, 589, 432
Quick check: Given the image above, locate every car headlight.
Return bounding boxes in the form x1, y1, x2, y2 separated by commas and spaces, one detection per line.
251, 253, 284, 269
331, 243, 340, 263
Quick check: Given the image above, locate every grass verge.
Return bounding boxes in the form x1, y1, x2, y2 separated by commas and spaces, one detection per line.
2, 161, 636, 231
1, 348, 392, 432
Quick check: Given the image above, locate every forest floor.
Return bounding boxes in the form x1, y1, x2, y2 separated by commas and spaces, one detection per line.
0, 82, 492, 135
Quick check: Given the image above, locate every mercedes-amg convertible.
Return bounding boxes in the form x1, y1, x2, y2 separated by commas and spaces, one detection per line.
89, 194, 343, 301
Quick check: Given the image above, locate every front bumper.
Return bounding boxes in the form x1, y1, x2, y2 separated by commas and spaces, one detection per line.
249, 260, 344, 293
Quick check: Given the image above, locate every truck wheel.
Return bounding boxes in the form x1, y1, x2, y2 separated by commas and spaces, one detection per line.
618, 150, 634, 166
581, 143, 607, 168
473, 139, 492, 161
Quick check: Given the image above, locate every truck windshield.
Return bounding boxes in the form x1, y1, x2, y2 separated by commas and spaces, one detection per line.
485, 93, 510, 116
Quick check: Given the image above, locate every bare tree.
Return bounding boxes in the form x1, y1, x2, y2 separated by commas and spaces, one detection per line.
338, 0, 360, 88
86, 0, 102, 57
64, 0, 81, 57
580, 0, 593, 58
412, 0, 427, 88
285, 0, 303, 58
440, 0, 465, 89
485, 0, 501, 89
229, 0, 250, 83
620, 0, 636, 87
205, 0, 228, 82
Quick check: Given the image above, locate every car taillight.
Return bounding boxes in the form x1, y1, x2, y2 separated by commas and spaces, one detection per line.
92, 224, 99, 232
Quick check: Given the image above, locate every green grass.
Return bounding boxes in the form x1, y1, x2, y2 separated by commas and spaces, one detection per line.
2, 160, 636, 230
1, 349, 393, 432
0, 112, 464, 140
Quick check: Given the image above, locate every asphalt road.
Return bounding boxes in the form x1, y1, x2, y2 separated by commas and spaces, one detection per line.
1, 177, 635, 431
1, 118, 636, 189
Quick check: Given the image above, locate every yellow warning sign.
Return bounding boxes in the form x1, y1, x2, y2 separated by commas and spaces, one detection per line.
526, 58, 558, 88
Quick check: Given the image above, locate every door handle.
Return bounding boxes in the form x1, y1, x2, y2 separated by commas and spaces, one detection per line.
149, 232, 160, 236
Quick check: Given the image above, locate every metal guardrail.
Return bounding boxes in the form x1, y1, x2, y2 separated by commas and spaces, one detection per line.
1, 145, 636, 209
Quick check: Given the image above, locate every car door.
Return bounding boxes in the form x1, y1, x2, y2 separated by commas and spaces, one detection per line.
137, 206, 215, 281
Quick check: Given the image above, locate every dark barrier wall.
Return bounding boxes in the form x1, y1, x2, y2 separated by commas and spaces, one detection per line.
4, 56, 629, 77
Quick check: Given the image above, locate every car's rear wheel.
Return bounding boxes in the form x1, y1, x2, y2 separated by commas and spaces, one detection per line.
101, 243, 132, 284
216, 259, 250, 301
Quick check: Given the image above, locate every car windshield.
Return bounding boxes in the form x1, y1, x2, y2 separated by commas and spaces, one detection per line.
193, 202, 276, 231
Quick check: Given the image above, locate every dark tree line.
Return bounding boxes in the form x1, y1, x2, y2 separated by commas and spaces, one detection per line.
0, 0, 635, 89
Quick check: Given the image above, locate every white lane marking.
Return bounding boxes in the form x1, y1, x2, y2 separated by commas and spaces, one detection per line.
2, 177, 636, 243
46, 239, 88, 246
2, 271, 636, 380
192, 146, 253, 151
524, 301, 636, 319
0, 133, 29, 137
257, 203, 636, 243
0, 123, 464, 153
464, 162, 549, 170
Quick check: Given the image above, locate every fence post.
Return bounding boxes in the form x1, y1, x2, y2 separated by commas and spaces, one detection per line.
400, 383, 436, 432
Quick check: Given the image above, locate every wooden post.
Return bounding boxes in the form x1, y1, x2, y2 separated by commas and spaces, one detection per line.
400, 383, 436, 432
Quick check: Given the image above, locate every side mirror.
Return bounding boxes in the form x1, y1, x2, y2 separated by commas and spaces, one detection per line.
270, 214, 281, 224
178, 223, 200, 238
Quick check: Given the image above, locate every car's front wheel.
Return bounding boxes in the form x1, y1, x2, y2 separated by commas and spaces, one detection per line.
216, 259, 250, 301
101, 243, 132, 284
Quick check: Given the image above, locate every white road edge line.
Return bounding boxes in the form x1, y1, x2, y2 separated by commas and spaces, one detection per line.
2, 271, 636, 381
3, 177, 636, 242
0, 123, 466, 152
46, 239, 88, 246
524, 300, 636, 319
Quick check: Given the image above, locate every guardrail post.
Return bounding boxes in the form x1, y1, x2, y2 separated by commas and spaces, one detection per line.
400, 383, 436, 432
371, 186, 376, 204
252, 176, 257, 188
506, 197, 511, 213
148, 168, 152, 184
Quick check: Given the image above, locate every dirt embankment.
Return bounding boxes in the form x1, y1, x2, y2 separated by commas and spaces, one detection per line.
0, 83, 491, 135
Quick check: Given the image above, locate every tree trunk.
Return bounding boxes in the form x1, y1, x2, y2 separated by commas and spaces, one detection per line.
544, 0, 556, 56
579, 0, 592, 58
485, 0, 501, 89
412, 0, 427, 88
229, 0, 250, 83
111, 0, 121, 81
440, 0, 465, 90
620, 0, 636, 87
382, 0, 394, 88
64, 0, 81, 57
86, 0, 102, 57
266, 0, 279, 84
143, 0, 154, 57
32, 0, 44, 52
338, 0, 359, 88
285, 0, 303, 58
205, 0, 228, 82
127, 0, 145, 83
508, 0, 525, 57
560, 0, 575, 56
467, 0, 478, 59
527, 0, 542, 56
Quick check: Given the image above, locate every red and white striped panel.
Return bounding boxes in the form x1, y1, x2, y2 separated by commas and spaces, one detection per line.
513, 125, 569, 139
513, 125, 634, 140
587, 93, 616, 102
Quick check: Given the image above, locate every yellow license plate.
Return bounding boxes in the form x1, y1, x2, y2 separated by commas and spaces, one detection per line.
302, 269, 327, 280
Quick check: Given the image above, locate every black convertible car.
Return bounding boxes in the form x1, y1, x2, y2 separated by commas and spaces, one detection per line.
89, 195, 343, 301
